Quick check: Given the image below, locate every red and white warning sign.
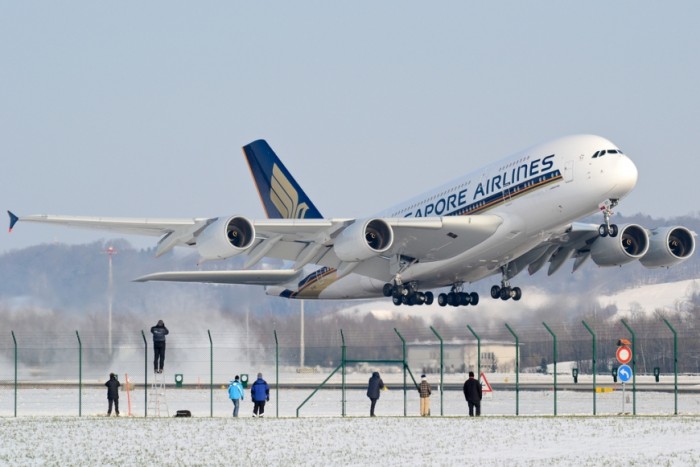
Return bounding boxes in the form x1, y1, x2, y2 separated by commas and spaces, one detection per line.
480, 372, 493, 393
616, 345, 632, 364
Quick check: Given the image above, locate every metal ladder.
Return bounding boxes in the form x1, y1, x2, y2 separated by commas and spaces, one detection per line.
148, 371, 169, 417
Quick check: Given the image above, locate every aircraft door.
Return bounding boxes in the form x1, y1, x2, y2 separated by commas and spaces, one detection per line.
563, 160, 574, 182
502, 181, 513, 205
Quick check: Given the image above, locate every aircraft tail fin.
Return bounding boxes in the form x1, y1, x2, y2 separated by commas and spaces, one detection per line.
242, 140, 324, 219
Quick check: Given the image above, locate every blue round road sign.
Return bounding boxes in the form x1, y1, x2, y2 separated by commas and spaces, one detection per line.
618, 364, 633, 383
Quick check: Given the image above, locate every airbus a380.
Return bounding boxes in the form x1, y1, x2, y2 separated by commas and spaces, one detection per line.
8, 134, 696, 307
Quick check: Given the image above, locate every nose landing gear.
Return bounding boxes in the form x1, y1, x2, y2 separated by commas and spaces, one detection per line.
598, 199, 619, 237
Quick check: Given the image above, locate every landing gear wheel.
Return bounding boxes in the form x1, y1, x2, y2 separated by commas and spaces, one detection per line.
425, 292, 434, 305
438, 293, 448, 307
610, 224, 619, 237
470, 292, 479, 306
500, 287, 511, 300
392, 295, 402, 306
383, 283, 393, 297
598, 224, 608, 237
459, 293, 471, 306
491, 285, 501, 299
512, 287, 522, 301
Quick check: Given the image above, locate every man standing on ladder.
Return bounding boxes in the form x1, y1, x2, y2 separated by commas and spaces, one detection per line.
150, 320, 169, 373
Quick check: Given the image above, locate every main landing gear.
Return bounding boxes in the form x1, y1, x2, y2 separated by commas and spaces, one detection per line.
490, 265, 522, 301
598, 199, 619, 237
382, 281, 480, 307
490, 283, 522, 301
383, 282, 434, 306
437, 284, 479, 307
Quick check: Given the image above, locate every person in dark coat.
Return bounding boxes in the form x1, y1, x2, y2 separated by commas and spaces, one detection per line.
105, 373, 120, 416
463, 371, 482, 416
150, 320, 169, 373
366, 371, 385, 417
250, 372, 270, 417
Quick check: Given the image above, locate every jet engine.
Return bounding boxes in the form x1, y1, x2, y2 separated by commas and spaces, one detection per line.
196, 216, 255, 260
640, 226, 696, 268
590, 224, 649, 266
334, 218, 393, 262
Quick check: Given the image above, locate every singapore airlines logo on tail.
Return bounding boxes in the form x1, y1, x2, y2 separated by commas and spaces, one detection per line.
271, 163, 310, 219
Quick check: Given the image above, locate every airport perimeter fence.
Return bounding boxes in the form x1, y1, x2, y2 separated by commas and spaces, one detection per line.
1, 317, 700, 418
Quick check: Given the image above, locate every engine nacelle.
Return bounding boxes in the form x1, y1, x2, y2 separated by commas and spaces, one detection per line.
640, 226, 696, 268
334, 218, 394, 262
196, 216, 255, 260
590, 224, 649, 266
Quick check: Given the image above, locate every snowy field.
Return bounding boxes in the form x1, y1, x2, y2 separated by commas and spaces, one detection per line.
2, 415, 700, 466
2, 386, 700, 465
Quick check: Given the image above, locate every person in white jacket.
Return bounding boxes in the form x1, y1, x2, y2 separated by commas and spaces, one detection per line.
228, 375, 245, 417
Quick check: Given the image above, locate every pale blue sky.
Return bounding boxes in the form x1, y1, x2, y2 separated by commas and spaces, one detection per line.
2, 2, 699, 252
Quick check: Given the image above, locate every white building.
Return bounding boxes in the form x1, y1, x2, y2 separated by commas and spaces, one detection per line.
407, 340, 518, 374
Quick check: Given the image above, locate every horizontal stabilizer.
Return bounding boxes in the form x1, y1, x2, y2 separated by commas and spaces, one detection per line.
134, 269, 301, 285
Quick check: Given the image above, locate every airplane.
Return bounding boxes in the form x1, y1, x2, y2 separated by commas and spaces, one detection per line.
8, 134, 696, 307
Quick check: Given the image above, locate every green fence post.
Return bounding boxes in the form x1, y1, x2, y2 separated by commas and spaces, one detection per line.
582, 320, 597, 415
141, 330, 148, 418
466, 325, 481, 383
662, 318, 678, 415
542, 322, 557, 416
208, 330, 213, 418
12, 331, 17, 417
429, 326, 444, 416
341, 330, 346, 417
274, 330, 279, 418
505, 323, 519, 416
620, 319, 637, 415
394, 328, 407, 417
76, 331, 82, 417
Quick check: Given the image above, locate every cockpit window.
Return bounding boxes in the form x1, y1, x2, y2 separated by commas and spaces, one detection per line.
592, 148, 624, 158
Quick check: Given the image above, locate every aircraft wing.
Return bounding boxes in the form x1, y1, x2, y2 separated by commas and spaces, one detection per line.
9, 211, 217, 256
9, 210, 503, 271
245, 215, 503, 269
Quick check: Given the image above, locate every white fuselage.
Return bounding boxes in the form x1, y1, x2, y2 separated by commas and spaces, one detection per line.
268, 135, 638, 299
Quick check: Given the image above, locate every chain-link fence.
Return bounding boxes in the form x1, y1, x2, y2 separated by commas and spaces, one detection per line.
1, 317, 699, 417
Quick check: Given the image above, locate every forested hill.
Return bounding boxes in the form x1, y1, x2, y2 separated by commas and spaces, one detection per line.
1, 213, 699, 317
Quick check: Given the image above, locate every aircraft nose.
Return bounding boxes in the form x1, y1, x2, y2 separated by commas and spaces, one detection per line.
613, 154, 638, 195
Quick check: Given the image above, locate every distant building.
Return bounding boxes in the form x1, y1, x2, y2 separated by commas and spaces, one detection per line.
407, 340, 518, 374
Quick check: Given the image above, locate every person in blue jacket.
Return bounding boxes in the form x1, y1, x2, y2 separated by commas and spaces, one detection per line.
250, 372, 270, 417
228, 375, 245, 417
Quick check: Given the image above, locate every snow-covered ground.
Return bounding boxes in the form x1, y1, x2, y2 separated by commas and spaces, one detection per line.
2, 386, 700, 465
2, 415, 700, 466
